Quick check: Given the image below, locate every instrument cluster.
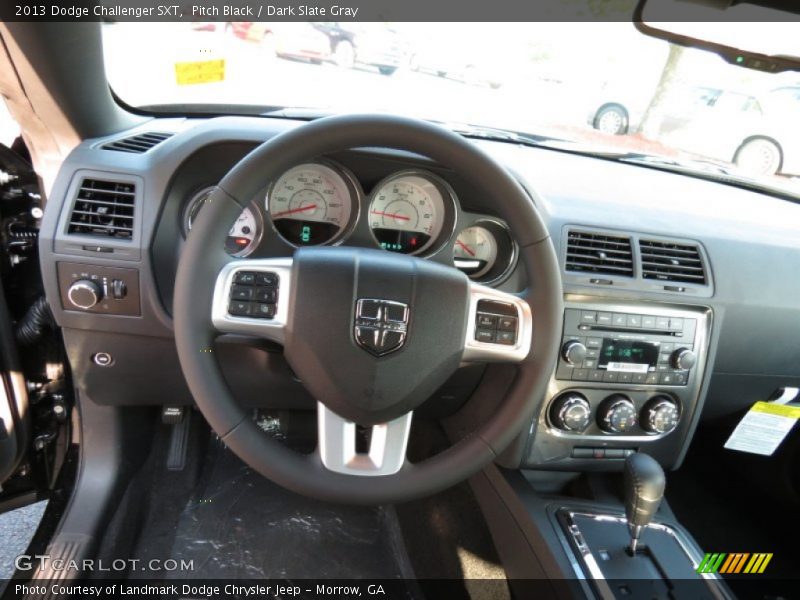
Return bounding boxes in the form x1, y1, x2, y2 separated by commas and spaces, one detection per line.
182, 159, 518, 285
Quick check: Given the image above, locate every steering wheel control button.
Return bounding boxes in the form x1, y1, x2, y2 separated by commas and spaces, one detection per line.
227, 270, 279, 319
354, 298, 409, 357
477, 313, 497, 328
231, 285, 254, 300
228, 300, 252, 316
550, 393, 592, 433
597, 395, 637, 433
474, 300, 518, 346
233, 271, 257, 285
256, 272, 279, 287
92, 352, 114, 367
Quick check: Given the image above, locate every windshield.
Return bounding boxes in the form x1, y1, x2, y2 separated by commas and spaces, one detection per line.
103, 22, 800, 196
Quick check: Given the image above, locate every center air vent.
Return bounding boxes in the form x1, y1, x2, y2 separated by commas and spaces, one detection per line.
565, 230, 634, 277
639, 239, 706, 285
101, 132, 173, 154
67, 179, 136, 239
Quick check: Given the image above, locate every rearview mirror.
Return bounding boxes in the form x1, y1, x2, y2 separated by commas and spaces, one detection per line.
635, 0, 800, 73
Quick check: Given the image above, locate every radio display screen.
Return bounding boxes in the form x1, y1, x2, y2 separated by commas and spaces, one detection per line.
599, 339, 660, 373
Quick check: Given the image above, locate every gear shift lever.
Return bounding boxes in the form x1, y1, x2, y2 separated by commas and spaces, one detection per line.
624, 452, 666, 555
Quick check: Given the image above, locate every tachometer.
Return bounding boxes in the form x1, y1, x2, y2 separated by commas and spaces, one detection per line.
266, 162, 356, 246
368, 171, 451, 255
184, 187, 262, 257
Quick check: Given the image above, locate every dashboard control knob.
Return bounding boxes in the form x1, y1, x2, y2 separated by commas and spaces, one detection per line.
642, 396, 680, 434
549, 393, 592, 433
67, 279, 103, 310
561, 340, 588, 365
597, 394, 637, 433
671, 348, 697, 370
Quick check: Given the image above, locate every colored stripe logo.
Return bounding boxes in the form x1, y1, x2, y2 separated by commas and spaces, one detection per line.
697, 553, 773, 574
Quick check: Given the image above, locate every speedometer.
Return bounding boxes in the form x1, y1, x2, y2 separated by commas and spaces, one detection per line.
367, 171, 452, 255
266, 162, 357, 246
184, 187, 262, 257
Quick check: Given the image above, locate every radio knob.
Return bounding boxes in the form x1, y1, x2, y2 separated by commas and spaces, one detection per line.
67, 279, 103, 310
597, 394, 637, 433
561, 340, 588, 366
550, 393, 592, 433
642, 396, 680, 434
671, 348, 697, 370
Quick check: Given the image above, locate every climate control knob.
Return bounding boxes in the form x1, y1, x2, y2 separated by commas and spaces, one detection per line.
67, 279, 103, 310
597, 395, 637, 433
549, 393, 592, 433
641, 396, 680, 434
561, 340, 588, 365
671, 348, 696, 370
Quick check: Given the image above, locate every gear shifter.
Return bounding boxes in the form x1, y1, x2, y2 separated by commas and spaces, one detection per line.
624, 452, 666, 555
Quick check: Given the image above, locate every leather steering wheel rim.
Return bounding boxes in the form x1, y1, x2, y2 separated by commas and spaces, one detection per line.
173, 114, 563, 504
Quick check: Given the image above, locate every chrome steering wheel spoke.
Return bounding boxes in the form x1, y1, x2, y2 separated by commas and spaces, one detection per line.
317, 403, 413, 476
461, 281, 533, 363
211, 257, 293, 344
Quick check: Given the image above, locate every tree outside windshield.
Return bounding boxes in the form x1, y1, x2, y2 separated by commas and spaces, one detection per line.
103, 22, 800, 192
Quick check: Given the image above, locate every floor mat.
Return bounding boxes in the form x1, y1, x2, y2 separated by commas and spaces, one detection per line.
131, 439, 417, 583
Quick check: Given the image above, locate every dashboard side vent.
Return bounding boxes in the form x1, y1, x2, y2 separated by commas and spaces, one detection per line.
101, 132, 173, 154
67, 179, 136, 239
639, 239, 706, 285
565, 230, 634, 277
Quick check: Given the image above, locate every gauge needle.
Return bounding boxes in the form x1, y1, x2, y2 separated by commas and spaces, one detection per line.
272, 204, 318, 218
371, 210, 410, 222
456, 240, 476, 257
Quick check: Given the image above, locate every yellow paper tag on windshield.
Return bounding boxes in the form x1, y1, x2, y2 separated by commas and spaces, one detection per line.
175, 59, 225, 86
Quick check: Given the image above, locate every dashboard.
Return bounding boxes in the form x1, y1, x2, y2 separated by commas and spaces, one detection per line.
178, 158, 517, 285
37, 115, 800, 472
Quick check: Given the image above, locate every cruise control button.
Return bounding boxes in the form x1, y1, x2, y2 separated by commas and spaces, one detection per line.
475, 329, 496, 343
255, 288, 277, 303
233, 271, 256, 285
228, 300, 252, 316
497, 316, 518, 331
256, 272, 279, 287
496, 330, 516, 345
231, 285, 254, 301
253, 303, 276, 319
477, 313, 497, 329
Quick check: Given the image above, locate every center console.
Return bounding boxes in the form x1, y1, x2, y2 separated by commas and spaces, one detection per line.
524, 295, 712, 469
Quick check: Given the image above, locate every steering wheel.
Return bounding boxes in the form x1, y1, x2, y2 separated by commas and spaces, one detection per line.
173, 114, 562, 504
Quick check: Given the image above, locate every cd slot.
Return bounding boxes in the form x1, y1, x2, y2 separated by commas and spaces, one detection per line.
578, 324, 682, 337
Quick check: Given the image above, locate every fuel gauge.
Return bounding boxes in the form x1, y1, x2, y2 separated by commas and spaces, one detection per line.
453, 219, 516, 284
454, 226, 498, 279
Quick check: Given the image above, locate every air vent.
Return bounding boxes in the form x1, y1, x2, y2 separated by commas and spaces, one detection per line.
101, 132, 172, 154
639, 240, 706, 285
565, 230, 634, 277
67, 179, 135, 239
